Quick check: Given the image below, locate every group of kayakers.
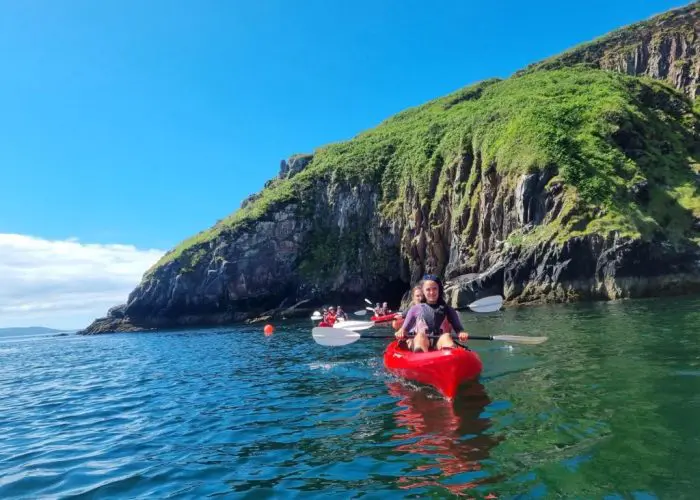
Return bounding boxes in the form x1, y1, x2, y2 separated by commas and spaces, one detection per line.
373, 302, 391, 316
319, 306, 348, 326
314, 274, 467, 353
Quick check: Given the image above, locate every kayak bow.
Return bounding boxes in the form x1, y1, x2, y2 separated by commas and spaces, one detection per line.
383, 341, 482, 400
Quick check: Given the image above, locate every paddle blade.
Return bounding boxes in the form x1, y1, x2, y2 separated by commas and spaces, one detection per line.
364, 298, 373, 306
353, 310, 368, 316
366, 307, 376, 313
334, 320, 374, 331
492, 335, 548, 345
468, 295, 503, 313
312, 327, 361, 346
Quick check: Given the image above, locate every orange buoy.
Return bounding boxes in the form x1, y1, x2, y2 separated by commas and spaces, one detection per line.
264, 324, 274, 336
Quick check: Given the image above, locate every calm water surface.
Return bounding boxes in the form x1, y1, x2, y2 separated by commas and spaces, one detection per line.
2, 296, 700, 498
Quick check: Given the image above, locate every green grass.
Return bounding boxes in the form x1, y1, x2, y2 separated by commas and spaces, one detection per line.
518, 2, 700, 76
150, 66, 700, 274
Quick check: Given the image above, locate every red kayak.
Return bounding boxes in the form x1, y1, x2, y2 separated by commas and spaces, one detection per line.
383, 341, 482, 400
371, 313, 400, 323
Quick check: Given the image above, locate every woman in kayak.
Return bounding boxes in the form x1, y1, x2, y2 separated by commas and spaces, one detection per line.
406, 283, 452, 334
410, 285, 424, 305
395, 275, 468, 352
392, 285, 424, 330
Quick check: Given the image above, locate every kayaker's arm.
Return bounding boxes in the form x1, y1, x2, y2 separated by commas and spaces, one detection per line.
444, 306, 469, 341
394, 306, 418, 339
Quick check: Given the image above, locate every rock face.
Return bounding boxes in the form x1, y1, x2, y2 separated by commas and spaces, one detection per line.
81, 4, 700, 334
522, 2, 700, 98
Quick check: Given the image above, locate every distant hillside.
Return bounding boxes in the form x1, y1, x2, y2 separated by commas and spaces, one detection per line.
0, 327, 69, 336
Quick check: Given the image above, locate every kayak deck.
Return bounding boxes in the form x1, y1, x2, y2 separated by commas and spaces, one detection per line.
383, 341, 482, 400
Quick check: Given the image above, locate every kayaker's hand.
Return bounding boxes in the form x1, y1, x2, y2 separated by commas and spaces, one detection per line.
395, 329, 405, 339
458, 331, 469, 341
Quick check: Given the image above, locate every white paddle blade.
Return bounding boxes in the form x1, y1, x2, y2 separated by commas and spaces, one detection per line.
312, 327, 362, 346
334, 320, 374, 331
364, 298, 374, 306
353, 310, 368, 316
468, 295, 503, 313
492, 335, 548, 345
366, 307, 376, 313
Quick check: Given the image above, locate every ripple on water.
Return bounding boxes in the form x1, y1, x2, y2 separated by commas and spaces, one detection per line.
2, 298, 700, 497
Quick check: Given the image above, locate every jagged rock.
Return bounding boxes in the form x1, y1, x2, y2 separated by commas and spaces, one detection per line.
520, 3, 700, 98
279, 154, 314, 179
630, 180, 650, 203
107, 304, 127, 319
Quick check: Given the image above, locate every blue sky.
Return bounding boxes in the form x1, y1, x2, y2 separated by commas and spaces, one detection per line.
0, 0, 690, 328
0, 0, 689, 249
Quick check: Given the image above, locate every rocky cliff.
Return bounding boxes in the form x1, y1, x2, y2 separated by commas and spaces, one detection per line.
521, 2, 700, 98
82, 4, 700, 334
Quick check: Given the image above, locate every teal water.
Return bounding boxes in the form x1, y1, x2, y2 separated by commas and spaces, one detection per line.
2, 296, 700, 498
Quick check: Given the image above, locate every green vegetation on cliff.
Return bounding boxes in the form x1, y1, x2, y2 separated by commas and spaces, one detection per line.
152, 66, 700, 273
519, 2, 700, 76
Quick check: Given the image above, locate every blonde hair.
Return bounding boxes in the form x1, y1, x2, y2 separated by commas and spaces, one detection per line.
411, 285, 425, 304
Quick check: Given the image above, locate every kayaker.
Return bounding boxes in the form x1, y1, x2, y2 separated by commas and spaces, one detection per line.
394, 275, 468, 352
392, 286, 423, 329
336, 306, 348, 321
382, 302, 390, 313
411, 286, 424, 305
323, 306, 337, 326
375, 303, 384, 316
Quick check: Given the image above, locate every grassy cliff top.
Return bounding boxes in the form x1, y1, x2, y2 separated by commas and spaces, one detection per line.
519, 2, 700, 75
151, 67, 700, 273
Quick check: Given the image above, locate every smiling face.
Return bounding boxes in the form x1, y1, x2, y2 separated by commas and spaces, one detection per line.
421, 280, 440, 304
412, 287, 424, 305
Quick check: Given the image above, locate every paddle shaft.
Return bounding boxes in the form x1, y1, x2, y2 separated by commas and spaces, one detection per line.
362, 334, 495, 341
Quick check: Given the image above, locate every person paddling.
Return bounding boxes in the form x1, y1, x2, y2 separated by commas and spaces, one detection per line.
323, 306, 338, 326
392, 285, 424, 330
394, 275, 468, 352
410, 286, 424, 306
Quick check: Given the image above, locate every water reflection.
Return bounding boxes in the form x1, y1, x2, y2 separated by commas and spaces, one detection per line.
387, 381, 503, 496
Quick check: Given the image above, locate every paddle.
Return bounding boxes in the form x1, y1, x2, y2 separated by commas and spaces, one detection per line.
353, 310, 368, 316
467, 295, 503, 313
312, 327, 361, 346
311, 327, 547, 347
364, 298, 374, 306
333, 320, 375, 331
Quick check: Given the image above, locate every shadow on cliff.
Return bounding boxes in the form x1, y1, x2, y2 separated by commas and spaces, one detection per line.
608, 81, 700, 244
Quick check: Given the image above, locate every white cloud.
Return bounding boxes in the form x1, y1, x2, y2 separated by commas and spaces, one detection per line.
0, 234, 164, 330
